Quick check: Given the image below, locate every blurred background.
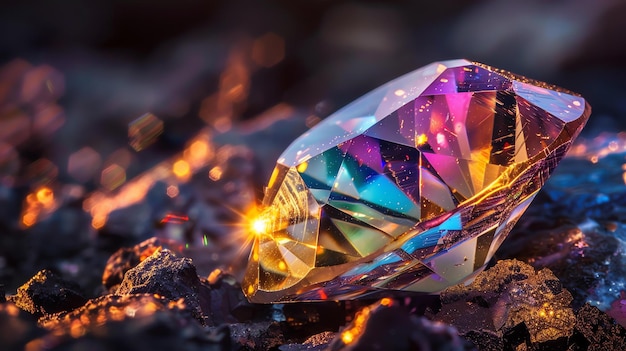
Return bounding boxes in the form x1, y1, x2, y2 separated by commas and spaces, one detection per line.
1, 0, 625, 183
1, 0, 626, 293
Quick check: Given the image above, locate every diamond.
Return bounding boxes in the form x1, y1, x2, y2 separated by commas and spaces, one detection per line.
243, 59, 590, 303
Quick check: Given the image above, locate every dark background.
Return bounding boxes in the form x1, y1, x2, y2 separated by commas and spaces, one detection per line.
1, 0, 625, 186
1, 1, 626, 329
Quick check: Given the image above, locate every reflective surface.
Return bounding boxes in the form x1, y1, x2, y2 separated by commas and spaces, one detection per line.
243, 59, 591, 303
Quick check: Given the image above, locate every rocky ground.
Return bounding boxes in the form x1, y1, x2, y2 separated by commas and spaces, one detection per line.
2, 2, 626, 349
2, 239, 626, 350
2, 130, 626, 351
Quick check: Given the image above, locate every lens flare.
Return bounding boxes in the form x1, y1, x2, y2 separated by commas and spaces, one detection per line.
247, 205, 275, 239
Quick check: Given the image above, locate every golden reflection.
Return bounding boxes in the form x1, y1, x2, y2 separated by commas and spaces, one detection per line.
21, 186, 57, 227
340, 306, 371, 345
208, 166, 223, 181
22, 212, 37, 227
84, 131, 217, 230
416, 133, 428, 146
36, 187, 54, 208
341, 330, 355, 344
250, 216, 269, 236
247, 206, 274, 238
172, 159, 190, 179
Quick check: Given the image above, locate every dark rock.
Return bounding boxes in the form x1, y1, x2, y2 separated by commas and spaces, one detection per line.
498, 221, 621, 309
574, 303, 626, 351
0, 302, 45, 351
462, 330, 503, 351
228, 321, 286, 351
116, 249, 204, 322
499, 150, 626, 312
38, 295, 229, 351
8, 269, 87, 318
281, 301, 347, 340
279, 331, 336, 351
103, 247, 136, 291
40, 293, 195, 330
109, 242, 251, 326
328, 299, 474, 351
102, 237, 184, 291
198, 270, 256, 326
434, 260, 575, 350
501, 322, 531, 351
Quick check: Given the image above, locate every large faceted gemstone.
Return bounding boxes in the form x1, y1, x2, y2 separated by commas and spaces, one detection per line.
243, 59, 591, 303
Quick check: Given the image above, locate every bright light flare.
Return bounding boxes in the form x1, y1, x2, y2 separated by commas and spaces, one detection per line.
249, 214, 270, 236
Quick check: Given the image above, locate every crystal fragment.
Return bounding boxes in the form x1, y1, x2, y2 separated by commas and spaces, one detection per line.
243, 59, 591, 303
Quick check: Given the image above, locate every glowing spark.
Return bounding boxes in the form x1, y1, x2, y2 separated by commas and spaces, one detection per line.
209, 166, 223, 181
91, 214, 107, 229
341, 331, 355, 344
250, 216, 269, 236
172, 159, 190, 179
380, 297, 392, 306
208, 269, 222, 284
416, 133, 428, 146
36, 187, 54, 207
22, 212, 37, 227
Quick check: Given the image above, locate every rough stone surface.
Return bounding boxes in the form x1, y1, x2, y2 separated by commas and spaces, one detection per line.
498, 218, 622, 309
102, 237, 184, 291
279, 331, 336, 351
40, 293, 194, 330
116, 249, 204, 322
574, 303, 626, 351
38, 295, 229, 351
198, 270, 255, 326
281, 301, 349, 340
8, 269, 87, 318
328, 299, 474, 351
435, 259, 575, 349
461, 330, 503, 351
228, 321, 286, 351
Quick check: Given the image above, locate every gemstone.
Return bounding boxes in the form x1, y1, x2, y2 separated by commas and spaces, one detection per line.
243, 59, 591, 303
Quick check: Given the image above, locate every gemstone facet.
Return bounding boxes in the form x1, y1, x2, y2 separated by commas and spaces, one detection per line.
243, 59, 590, 303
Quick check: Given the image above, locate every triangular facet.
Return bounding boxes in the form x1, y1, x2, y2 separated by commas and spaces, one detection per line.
298, 147, 346, 191
512, 81, 586, 123
424, 236, 478, 284
331, 219, 391, 257
364, 109, 415, 147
